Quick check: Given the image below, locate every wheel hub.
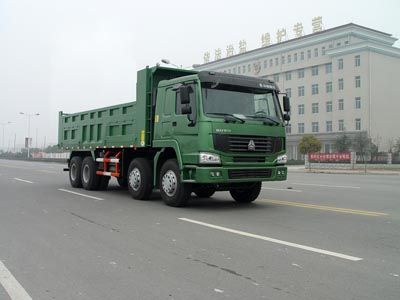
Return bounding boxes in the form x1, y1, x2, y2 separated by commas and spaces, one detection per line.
162, 170, 177, 197
129, 168, 141, 191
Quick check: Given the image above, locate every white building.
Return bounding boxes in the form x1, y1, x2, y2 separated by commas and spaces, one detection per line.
195, 23, 400, 159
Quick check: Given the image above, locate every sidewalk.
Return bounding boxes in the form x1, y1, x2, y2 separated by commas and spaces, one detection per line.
287, 165, 400, 175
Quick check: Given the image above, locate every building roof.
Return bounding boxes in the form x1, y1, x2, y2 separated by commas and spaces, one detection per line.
198, 23, 394, 68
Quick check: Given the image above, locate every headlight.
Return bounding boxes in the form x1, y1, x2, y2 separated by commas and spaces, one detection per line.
276, 154, 287, 164
199, 152, 221, 164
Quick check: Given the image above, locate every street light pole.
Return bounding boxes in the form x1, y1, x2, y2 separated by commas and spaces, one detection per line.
0, 121, 12, 151
20, 112, 40, 159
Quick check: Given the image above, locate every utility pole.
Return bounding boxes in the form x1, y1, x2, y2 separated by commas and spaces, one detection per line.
19, 112, 40, 159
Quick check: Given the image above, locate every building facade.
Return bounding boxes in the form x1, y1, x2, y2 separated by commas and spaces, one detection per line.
195, 23, 400, 159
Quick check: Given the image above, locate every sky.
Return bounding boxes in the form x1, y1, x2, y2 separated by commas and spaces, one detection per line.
0, 0, 399, 149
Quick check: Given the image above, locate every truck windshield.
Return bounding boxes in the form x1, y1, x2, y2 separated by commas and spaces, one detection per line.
201, 83, 282, 123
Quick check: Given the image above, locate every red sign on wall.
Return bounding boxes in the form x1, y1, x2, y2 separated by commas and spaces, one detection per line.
309, 152, 351, 162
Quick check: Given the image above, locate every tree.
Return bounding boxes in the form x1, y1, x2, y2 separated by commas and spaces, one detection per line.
299, 135, 322, 170
334, 133, 352, 152
352, 132, 372, 173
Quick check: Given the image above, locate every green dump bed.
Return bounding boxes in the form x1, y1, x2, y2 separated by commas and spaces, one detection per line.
58, 66, 197, 150
58, 102, 144, 149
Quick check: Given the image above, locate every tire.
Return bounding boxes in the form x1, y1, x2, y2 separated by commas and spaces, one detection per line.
69, 156, 83, 188
127, 158, 153, 200
117, 177, 128, 189
98, 176, 110, 190
194, 185, 216, 198
159, 159, 192, 207
81, 156, 101, 190
229, 182, 262, 203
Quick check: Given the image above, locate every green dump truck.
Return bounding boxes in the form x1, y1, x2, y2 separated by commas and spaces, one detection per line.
58, 66, 291, 206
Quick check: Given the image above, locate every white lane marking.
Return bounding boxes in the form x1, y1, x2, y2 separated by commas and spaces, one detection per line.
179, 218, 363, 262
0, 261, 32, 300
262, 187, 302, 193
13, 178, 33, 184
292, 182, 361, 189
58, 188, 104, 201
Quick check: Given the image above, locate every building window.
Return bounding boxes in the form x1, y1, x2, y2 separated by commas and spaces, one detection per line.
312, 84, 319, 95
285, 88, 292, 98
326, 82, 332, 93
326, 121, 332, 132
355, 55, 360, 67
237, 67, 240, 74
294, 53, 298, 62
285, 71, 292, 81
286, 124, 292, 134
242, 65, 246, 73
298, 123, 304, 134
338, 58, 343, 70
248, 64, 251, 72
338, 99, 344, 110
324, 143, 332, 153
300, 52, 304, 60
314, 48, 318, 57
288, 54, 291, 63
345, 40, 349, 45
312, 66, 319, 76
338, 78, 344, 90
337, 42, 341, 47
355, 97, 361, 109
307, 49, 311, 59
312, 103, 319, 114
355, 76, 361, 88
298, 69, 305, 79
269, 59, 273, 67
273, 74, 279, 82
322, 46, 326, 55
281, 56, 285, 64
312, 122, 319, 133
355, 118, 361, 131
326, 101, 333, 112
298, 86, 305, 97
338, 119, 345, 131
275, 57, 279, 66
298, 104, 305, 115
325, 63, 332, 74
263, 60, 267, 69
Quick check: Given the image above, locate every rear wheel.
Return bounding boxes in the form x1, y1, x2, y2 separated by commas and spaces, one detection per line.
69, 156, 83, 188
81, 156, 101, 190
127, 158, 153, 200
229, 182, 262, 203
159, 159, 192, 207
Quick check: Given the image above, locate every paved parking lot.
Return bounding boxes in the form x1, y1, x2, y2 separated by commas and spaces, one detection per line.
0, 159, 399, 299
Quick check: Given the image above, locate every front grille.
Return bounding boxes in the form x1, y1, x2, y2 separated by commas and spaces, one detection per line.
213, 134, 282, 154
228, 168, 272, 179
233, 156, 265, 163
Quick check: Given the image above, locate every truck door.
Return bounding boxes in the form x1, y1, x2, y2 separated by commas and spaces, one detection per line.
172, 83, 198, 137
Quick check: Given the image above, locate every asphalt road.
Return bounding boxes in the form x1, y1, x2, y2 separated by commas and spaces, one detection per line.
0, 159, 399, 300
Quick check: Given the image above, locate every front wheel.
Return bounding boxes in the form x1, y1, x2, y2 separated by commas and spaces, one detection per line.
127, 158, 153, 200
159, 159, 192, 207
229, 182, 262, 203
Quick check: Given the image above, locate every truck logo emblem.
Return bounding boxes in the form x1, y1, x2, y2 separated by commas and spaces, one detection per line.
248, 140, 256, 151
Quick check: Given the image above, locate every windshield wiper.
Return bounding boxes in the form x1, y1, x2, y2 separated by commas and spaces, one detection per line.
207, 112, 245, 123
247, 113, 280, 125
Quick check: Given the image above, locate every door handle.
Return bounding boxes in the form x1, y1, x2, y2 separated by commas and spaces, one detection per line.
172, 122, 177, 127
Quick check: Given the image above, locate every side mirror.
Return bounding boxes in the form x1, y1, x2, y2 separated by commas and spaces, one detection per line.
283, 96, 290, 112
179, 86, 191, 104
181, 106, 192, 115
283, 114, 290, 121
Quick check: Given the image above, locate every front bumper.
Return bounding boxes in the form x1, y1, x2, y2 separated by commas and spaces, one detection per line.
182, 165, 287, 183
